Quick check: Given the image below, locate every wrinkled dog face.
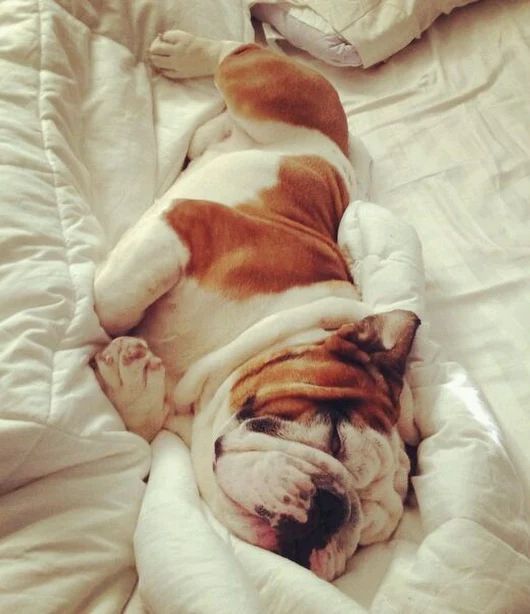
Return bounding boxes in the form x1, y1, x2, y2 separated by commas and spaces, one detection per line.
212, 310, 420, 580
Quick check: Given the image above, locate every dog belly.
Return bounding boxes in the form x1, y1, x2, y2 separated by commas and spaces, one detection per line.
135, 278, 360, 381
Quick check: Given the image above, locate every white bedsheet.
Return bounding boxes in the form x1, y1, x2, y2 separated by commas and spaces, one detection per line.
1, 0, 529, 612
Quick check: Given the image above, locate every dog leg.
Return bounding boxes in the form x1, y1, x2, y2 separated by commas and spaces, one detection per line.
188, 110, 232, 160
94, 214, 190, 336
149, 30, 244, 79
215, 43, 349, 154
94, 336, 168, 442
150, 30, 348, 155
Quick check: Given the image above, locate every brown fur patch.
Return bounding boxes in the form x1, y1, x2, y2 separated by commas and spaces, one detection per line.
216, 45, 349, 156
240, 155, 350, 239
165, 155, 351, 300
230, 342, 398, 433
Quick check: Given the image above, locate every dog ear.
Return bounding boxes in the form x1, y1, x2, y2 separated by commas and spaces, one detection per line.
325, 310, 420, 404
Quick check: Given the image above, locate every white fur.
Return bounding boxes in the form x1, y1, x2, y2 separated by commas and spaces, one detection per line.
94, 216, 190, 335
148, 121, 355, 216
137, 280, 361, 399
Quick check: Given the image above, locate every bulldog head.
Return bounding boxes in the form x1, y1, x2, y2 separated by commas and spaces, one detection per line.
211, 309, 420, 580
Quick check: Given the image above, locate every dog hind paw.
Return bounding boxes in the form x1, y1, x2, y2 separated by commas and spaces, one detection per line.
149, 30, 221, 79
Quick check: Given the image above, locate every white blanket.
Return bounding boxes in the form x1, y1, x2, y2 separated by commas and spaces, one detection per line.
1, 0, 529, 612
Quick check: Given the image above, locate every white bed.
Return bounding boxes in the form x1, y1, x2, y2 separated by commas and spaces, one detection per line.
1, 0, 529, 612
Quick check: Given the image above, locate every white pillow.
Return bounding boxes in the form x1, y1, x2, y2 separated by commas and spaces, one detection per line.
252, 3, 362, 67
252, 0, 481, 68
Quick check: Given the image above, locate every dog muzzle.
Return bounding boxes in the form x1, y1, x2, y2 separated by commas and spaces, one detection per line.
211, 420, 363, 580
210, 413, 410, 580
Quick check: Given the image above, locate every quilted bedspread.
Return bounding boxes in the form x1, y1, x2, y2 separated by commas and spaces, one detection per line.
1, 0, 529, 612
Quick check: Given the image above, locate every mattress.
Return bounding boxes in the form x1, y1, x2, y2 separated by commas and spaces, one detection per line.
0, 0, 529, 612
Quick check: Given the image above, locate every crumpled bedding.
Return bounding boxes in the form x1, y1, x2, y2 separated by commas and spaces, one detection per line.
1, 0, 529, 612
255, 0, 481, 67
0, 0, 252, 611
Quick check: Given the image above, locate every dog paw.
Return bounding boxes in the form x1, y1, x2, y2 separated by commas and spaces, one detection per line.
256, 454, 317, 524
94, 336, 166, 440
215, 450, 316, 525
149, 30, 221, 79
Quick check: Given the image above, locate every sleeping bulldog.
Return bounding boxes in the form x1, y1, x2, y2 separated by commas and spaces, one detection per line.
92, 31, 420, 581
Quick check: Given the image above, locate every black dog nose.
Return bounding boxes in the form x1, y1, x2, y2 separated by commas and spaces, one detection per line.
276, 488, 351, 568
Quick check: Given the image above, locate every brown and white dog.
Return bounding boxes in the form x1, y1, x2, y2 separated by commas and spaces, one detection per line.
93, 31, 420, 581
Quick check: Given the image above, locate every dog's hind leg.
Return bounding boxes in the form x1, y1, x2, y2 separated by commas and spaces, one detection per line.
149, 30, 244, 79
149, 31, 348, 156
215, 44, 349, 155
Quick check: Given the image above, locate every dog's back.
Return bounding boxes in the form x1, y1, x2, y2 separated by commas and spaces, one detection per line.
130, 45, 359, 381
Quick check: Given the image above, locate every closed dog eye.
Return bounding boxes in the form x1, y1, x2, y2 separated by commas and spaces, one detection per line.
245, 416, 281, 436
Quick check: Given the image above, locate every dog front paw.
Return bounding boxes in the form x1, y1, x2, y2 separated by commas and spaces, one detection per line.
94, 336, 167, 441
215, 450, 316, 525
